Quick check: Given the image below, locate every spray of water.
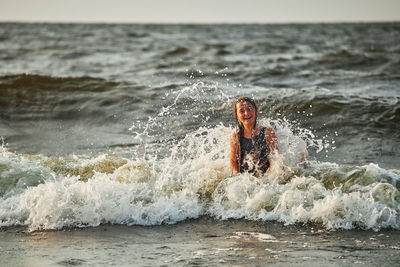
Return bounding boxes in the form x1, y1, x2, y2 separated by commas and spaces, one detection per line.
0, 78, 399, 231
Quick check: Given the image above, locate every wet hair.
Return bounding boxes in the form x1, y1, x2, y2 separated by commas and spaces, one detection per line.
233, 96, 258, 140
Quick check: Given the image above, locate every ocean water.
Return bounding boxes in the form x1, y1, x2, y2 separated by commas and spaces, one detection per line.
0, 22, 400, 265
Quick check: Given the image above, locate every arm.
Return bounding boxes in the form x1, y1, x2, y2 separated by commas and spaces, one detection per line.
230, 133, 239, 175
264, 127, 278, 156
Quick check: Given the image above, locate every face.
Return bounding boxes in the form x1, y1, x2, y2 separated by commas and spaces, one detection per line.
235, 101, 258, 128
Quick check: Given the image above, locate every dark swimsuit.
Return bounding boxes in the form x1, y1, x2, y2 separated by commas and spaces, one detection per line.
239, 127, 270, 175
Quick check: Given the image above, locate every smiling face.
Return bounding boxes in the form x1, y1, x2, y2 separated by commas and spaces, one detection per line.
235, 101, 258, 129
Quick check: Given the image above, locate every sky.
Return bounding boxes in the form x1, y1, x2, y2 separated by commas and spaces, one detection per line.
0, 0, 399, 24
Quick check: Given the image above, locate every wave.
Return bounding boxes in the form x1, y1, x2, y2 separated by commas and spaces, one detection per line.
0, 74, 140, 121
0, 73, 119, 93
263, 87, 400, 127
1, 76, 398, 167
0, 123, 399, 231
2, 74, 398, 127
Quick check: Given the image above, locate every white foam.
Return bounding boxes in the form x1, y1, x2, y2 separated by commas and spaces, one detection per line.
0, 172, 202, 230
210, 168, 400, 230
235, 232, 277, 242
1, 122, 399, 231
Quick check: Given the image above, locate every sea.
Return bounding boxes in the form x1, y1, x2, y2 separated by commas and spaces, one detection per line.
0, 22, 399, 266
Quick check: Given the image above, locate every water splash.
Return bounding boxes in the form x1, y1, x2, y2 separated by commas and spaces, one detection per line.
1, 78, 399, 231
1, 120, 399, 231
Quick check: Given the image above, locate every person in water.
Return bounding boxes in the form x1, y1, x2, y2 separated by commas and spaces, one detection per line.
230, 97, 278, 176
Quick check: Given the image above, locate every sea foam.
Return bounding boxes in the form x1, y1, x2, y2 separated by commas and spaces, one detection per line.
1, 122, 399, 231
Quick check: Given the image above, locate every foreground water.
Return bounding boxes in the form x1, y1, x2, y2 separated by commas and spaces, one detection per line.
2, 218, 400, 267
0, 22, 399, 265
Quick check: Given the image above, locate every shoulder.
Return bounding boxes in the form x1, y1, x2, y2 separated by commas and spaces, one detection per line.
263, 127, 276, 135
231, 132, 239, 144
263, 127, 277, 139
262, 126, 278, 152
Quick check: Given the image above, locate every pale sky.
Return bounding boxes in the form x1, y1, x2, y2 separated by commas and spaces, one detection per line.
0, 0, 399, 23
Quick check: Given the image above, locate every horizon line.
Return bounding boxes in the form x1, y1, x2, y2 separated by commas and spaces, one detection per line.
1, 19, 399, 25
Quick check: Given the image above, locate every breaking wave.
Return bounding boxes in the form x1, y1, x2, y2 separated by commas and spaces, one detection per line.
0, 120, 399, 231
